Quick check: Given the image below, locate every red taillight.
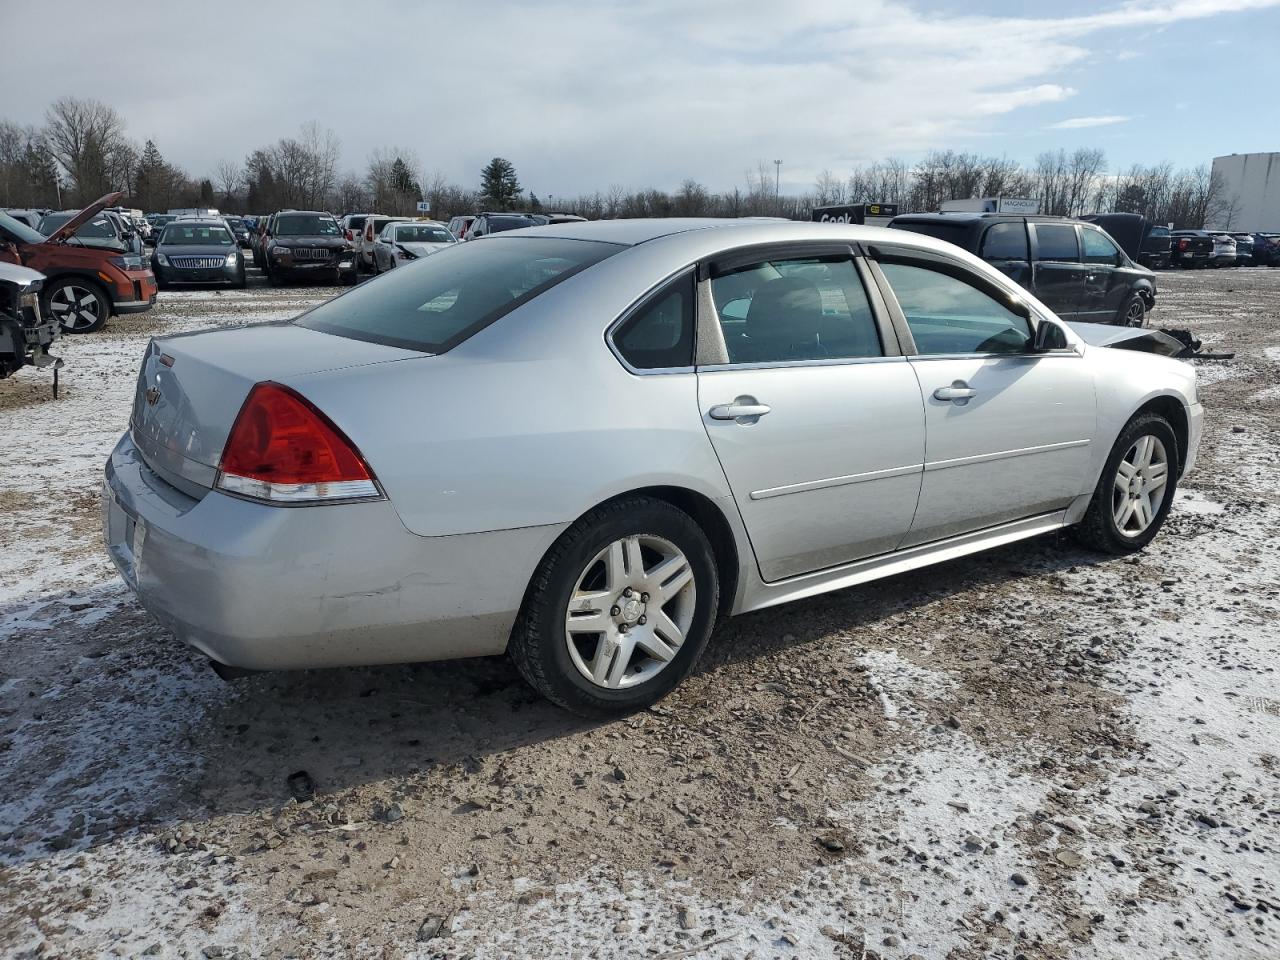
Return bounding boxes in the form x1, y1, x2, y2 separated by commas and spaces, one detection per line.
1178, 238, 1188, 251
216, 382, 380, 504
344, 228, 353, 241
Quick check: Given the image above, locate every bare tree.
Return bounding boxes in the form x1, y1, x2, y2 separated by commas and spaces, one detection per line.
43, 97, 135, 203
214, 158, 241, 209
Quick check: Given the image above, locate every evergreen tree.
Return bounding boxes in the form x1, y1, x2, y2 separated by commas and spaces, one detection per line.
199, 179, 214, 206
480, 157, 521, 210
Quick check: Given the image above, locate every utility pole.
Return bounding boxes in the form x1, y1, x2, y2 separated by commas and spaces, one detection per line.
774, 160, 781, 199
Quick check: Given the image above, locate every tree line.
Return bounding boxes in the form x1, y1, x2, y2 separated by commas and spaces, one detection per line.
0, 97, 1236, 229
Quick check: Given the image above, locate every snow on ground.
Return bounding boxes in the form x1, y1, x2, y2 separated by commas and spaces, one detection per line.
1, 268, 1278, 959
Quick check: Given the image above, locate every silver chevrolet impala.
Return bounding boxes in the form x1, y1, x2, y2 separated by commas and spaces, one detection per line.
103, 219, 1202, 716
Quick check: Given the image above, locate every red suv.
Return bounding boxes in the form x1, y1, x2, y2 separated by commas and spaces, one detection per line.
0, 191, 157, 334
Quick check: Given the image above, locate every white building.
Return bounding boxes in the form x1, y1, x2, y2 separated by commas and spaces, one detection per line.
1209, 153, 1280, 231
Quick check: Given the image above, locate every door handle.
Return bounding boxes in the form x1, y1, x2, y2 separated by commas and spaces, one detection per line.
709, 397, 771, 422
933, 381, 976, 403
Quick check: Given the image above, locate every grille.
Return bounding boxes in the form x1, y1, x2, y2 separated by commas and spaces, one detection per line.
172, 256, 227, 269
292, 247, 334, 261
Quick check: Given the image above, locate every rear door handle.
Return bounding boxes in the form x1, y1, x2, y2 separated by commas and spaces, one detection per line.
709, 397, 771, 422
933, 381, 976, 403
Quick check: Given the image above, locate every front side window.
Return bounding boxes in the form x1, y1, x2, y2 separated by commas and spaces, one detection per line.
979, 222, 1029, 261
275, 214, 340, 237
296, 237, 622, 353
612, 273, 695, 370
879, 262, 1032, 355
1081, 227, 1121, 265
710, 256, 882, 364
1034, 224, 1079, 262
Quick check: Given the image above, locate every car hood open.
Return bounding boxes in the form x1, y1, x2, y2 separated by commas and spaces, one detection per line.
43, 191, 124, 245
1067, 321, 1185, 357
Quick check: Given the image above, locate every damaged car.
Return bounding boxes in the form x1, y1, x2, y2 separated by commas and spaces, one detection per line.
104, 218, 1201, 717
0, 261, 60, 384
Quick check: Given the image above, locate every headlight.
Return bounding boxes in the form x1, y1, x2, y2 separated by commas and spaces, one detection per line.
155, 253, 170, 267
109, 255, 146, 270
273, 247, 291, 258
19, 291, 38, 312
225, 251, 238, 265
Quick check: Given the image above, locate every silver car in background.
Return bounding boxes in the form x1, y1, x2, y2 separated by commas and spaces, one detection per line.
371, 219, 456, 273
103, 219, 1202, 716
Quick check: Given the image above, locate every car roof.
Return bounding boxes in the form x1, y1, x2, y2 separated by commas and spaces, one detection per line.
163, 218, 226, 228
890, 212, 1080, 225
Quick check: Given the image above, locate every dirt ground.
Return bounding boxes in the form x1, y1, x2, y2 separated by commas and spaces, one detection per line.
1, 265, 1277, 960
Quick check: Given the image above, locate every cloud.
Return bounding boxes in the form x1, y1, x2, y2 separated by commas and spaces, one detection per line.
1048, 116, 1132, 130
0, 0, 1275, 194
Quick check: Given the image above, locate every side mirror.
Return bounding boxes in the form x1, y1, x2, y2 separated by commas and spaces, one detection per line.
1032, 319, 1069, 352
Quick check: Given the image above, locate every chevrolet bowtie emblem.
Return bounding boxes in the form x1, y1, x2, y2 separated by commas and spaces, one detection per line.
145, 386, 161, 406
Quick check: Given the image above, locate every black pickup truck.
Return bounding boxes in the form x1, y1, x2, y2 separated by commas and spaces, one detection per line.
889, 212, 1157, 326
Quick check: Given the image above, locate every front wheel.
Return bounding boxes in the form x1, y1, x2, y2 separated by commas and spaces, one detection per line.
1073, 412, 1178, 554
43, 278, 109, 334
509, 497, 720, 718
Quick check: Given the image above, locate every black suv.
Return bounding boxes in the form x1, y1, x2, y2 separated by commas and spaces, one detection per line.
261, 211, 356, 285
466, 212, 540, 239
889, 213, 1157, 327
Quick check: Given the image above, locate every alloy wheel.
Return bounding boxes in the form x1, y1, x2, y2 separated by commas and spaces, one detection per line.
1112, 434, 1169, 537
1125, 298, 1146, 327
49, 284, 103, 332
564, 534, 696, 690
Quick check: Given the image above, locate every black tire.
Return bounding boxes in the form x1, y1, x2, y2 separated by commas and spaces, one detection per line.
235, 270, 247, 290
42, 277, 109, 334
1117, 292, 1147, 328
1073, 412, 1179, 555
509, 496, 720, 718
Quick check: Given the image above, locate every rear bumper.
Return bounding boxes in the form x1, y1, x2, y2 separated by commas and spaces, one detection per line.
102, 432, 564, 671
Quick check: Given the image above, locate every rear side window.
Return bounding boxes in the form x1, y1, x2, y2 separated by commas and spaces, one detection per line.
1034, 224, 1079, 262
296, 237, 623, 353
979, 222, 1028, 261
879, 262, 1032, 355
612, 273, 695, 370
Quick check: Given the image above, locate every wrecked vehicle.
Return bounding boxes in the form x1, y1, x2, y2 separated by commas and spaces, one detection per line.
888, 212, 1157, 327
0, 260, 61, 385
104, 218, 1201, 717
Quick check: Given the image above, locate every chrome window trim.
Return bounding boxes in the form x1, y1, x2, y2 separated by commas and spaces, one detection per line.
750, 462, 923, 501
604, 264, 698, 376
697, 354, 908, 373
907, 348, 1081, 362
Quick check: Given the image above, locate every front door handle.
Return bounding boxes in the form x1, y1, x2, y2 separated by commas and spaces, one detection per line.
709, 396, 771, 422
933, 381, 977, 403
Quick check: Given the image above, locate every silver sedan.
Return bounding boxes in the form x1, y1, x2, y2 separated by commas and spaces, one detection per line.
103, 219, 1202, 716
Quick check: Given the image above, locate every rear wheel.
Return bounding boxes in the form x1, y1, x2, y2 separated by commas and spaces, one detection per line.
510, 497, 719, 718
1073, 412, 1178, 554
43, 278, 109, 334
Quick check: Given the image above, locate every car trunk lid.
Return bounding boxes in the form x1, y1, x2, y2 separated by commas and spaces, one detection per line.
130, 322, 421, 494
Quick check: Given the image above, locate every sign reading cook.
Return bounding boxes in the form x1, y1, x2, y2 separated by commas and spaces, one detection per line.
811, 202, 899, 226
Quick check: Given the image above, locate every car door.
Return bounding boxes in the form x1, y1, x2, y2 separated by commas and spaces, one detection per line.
1078, 225, 1129, 322
868, 250, 1096, 547
1029, 222, 1085, 320
695, 245, 925, 582
977, 220, 1033, 290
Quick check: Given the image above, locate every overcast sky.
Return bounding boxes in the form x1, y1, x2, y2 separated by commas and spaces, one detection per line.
2, 0, 1277, 198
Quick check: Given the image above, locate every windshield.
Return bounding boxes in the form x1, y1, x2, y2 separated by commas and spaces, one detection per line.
275, 214, 341, 237
0, 210, 48, 244
488, 215, 537, 232
297, 237, 622, 353
39, 213, 116, 238
160, 224, 234, 246
395, 225, 453, 243
225, 217, 244, 228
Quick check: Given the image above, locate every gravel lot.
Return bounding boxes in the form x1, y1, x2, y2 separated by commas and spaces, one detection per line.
1, 265, 1277, 960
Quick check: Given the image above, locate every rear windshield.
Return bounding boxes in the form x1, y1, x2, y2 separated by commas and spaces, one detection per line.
395, 224, 453, 243
296, 237, 623, 353
39, 213, 116, 238
276, 214, 340, 236
1148, 226, 1169, 237
161, 225, 234, 246
488, 215, 537, 232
